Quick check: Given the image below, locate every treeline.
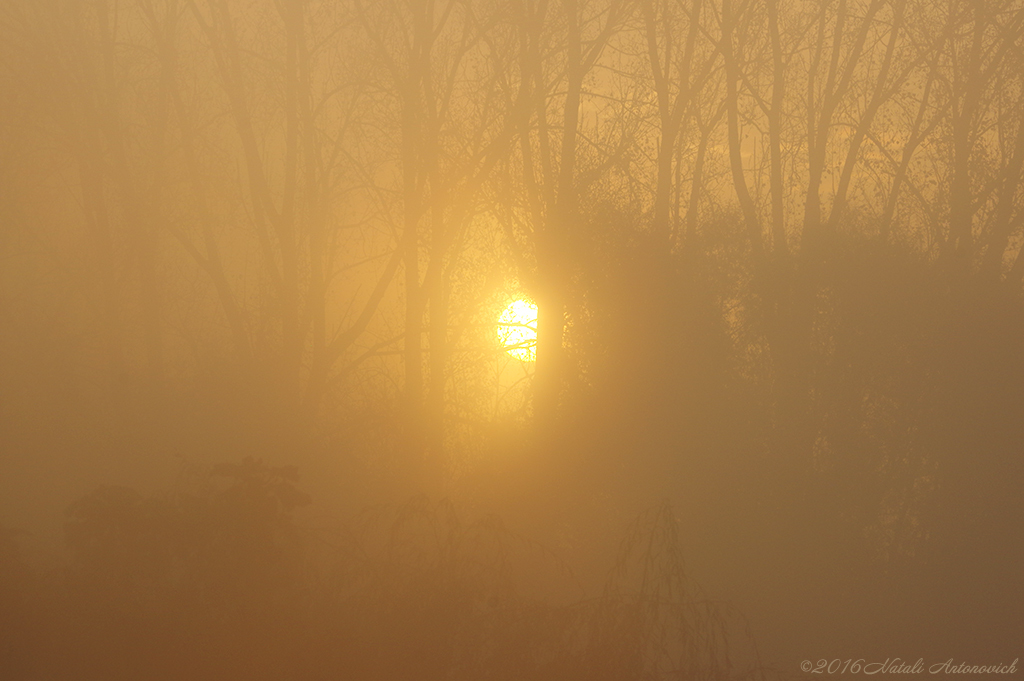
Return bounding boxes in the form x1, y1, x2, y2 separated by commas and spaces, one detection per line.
3, 0, 1023, 446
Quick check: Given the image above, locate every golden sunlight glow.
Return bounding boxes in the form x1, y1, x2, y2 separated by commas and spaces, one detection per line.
497, 299, 538, 362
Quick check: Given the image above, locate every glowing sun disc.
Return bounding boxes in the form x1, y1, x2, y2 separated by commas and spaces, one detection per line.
497, 299, 538, 362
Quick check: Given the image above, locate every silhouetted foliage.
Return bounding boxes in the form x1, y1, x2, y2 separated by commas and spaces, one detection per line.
2, 473, 770, 681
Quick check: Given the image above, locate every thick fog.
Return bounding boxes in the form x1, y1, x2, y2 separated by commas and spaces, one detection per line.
1, 0, 1023, 678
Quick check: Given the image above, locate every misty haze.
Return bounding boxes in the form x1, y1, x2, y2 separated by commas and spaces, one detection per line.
1, 0, 1023, 678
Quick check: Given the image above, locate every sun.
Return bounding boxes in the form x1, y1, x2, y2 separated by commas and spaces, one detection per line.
497, 299, 538, 362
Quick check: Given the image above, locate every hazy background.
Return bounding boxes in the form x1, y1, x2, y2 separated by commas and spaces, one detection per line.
1, 0, 1023, 678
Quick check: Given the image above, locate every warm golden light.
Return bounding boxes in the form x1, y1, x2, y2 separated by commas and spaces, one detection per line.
497, 299, 538, 362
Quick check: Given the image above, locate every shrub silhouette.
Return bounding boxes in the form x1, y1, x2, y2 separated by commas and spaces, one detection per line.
60, 458, 309, 680
47, 471, 768, 681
